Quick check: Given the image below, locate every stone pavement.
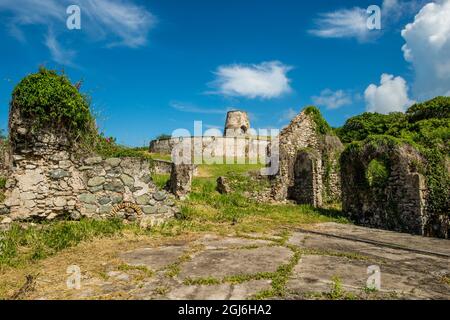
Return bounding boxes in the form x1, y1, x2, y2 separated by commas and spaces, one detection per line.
38, 223, 450, 300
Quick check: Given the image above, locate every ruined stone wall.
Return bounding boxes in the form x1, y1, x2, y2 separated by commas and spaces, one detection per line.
151, 159, 174, 175
0, 70, 181, 226
0, 140, 11, 178
0, 106, 178, 225
149, 139, 172, 154
271, 110, 343, 207
340, 141, 431, 236
0, 152, 177, 224
149, 136, 269, 162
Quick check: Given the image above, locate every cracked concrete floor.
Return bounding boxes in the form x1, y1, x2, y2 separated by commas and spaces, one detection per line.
23, 223, 450, 300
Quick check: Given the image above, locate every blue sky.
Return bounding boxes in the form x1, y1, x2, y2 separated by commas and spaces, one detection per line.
1, 0, 449, 146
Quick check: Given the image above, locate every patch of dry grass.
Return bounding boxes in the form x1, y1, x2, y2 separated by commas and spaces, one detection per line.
0, 231, 197, 300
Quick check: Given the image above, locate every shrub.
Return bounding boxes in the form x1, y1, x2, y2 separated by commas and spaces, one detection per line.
336, 112, 407, 143
156, 134, 172, 140
93, 134, 154, 161
406, 96, 450, 123
303, 106, 333, 135
366, 159, 389, 188
11, 67, 95, 139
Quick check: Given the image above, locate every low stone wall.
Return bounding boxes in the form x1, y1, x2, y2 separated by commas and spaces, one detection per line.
149, 136, 270, 161
150, 139, 172, 154
0, 154, 178, 224
151, 159, 173, 175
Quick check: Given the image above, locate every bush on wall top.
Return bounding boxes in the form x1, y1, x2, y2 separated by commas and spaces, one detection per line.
303, 106, 334, 135
11, 67, 95, 139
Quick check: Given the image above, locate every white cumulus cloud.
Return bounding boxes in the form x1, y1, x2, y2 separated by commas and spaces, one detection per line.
401, 0, 450, 99
0, 0, 156, 65
365, 74, 415, 114
210, 61, 292, 99
312, 89, 352, 109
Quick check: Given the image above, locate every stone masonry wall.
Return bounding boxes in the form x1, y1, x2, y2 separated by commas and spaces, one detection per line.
341, 142, 431, 236
0, 153, 178, 224
271, 110, 343, 207
0, 73, 179, 227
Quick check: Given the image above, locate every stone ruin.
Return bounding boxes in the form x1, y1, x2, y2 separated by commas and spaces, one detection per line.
149, 109, 268, 162
340, 138, 448, 238
271, 109, 343, 207
224, 110, 250, 137
2, 68, 445, 239
167, 163, 194, 199
0, 88, 179, 226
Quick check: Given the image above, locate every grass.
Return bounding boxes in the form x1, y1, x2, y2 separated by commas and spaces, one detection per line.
152, 163, 348, 236
179, 247, 302, 300
153, 286, 170, 295
196, 163, 264, 178
180, 180, 347, 234
253, 249, 302, 299
0, 219, 128, 270
164, 246, 201, 278
117, 264, 154, 278
183, 277, 222, 286
148, 153, 173, 161
0, 162, 349, 280
0, 176, 6, 202
152, 174, 170, 189
324, 276, 357, 300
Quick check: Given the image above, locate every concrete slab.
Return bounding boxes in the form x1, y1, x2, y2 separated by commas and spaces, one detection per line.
195, 234, 273, 250
287, 254, 450, 299
304, 223, 450, 257
166, 280, 272, 300
289, 231, 450, 267
120, 246, 187, 270
179, 246, 293, 279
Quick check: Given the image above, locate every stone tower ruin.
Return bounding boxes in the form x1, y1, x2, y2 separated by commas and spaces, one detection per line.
224, 110, 250, 137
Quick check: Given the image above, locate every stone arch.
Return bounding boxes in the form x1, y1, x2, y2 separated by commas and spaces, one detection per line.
341, 138, 427, 235
110, 202, 143, 218
288, 150, 322, 207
